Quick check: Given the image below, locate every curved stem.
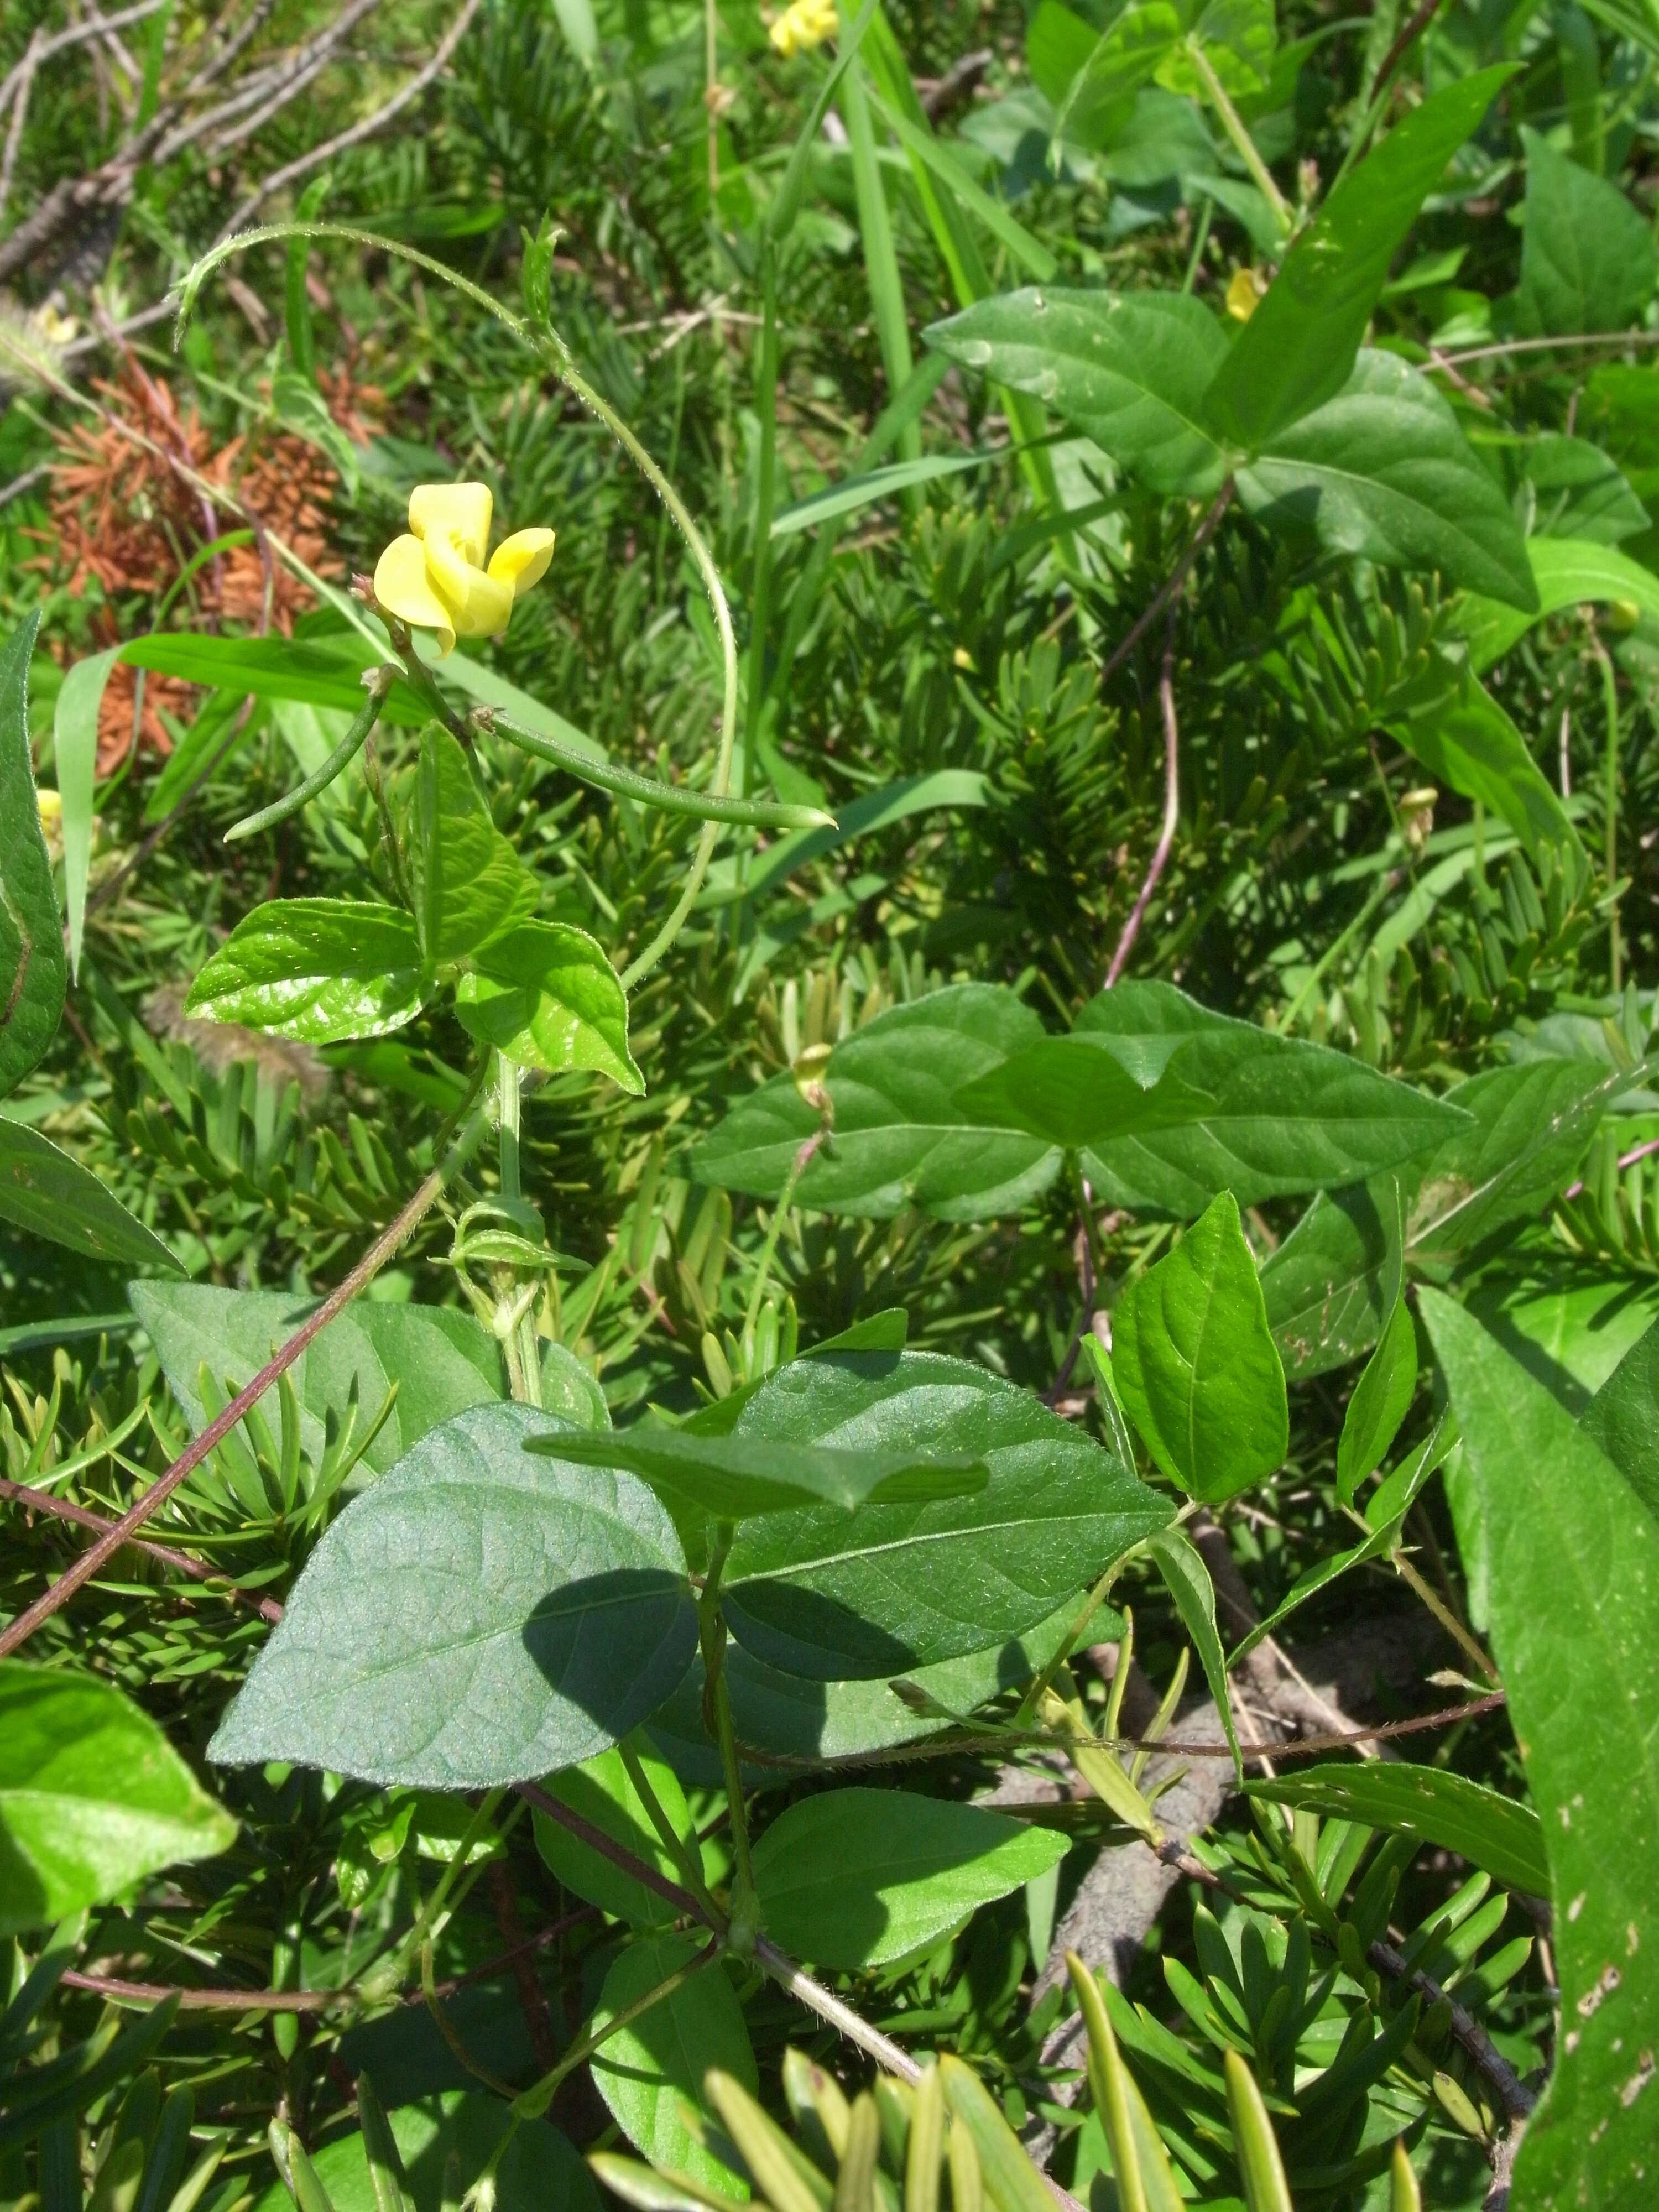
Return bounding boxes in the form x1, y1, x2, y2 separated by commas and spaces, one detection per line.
225, 670, 388, 842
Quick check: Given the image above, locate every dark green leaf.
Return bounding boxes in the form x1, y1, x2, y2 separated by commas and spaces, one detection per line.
0, 1662, 237, 1937
1074, 981, 1468, 1215
184, 899, 427, 1044
721, 1350, 1170, 1678
589, 1937, 754, 2194
1246, 1762, 1548, 1899
209, 1404, 698, 1787
1238, 351, 1538, 611
750, 1788, 1068, 1967
1203, 67, 1514, 448
0, 612, 65, 1103
530, 1418, 988, 1519
953, 1035, 1215, 1151
454, 920, 641, 1093
1260, 1182, 1395, 1379
1335, 1291, 1417, 1505
1112, 1192, 1288, 1503
925, 289, 1229, 497
1580, 1317, 1659, 1523
692, 984, 1061, 1222
0, 1121, 183, 1272
128, 1282, 505, 1482
1422, 1293, 1659, 2200
1515, 126, 1659, 337
411, 727, 536, 964
1145, 1525, 1242, 1777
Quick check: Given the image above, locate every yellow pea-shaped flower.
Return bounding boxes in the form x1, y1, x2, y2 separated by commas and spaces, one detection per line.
768, 0, 838, 56
373, 482, 555, 658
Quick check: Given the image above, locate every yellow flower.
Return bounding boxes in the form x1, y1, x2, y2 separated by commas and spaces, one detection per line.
768, 0, 838, 57
372, 483, 555, 658
1225, 267, 1266, 322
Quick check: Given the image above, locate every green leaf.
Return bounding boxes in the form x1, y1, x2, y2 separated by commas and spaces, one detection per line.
589, 1936, 755, 2198
1112, 1192, 1288, 1504
1390, 670, 1578, 864
1203, 67, 1514, 450
1144, 1525, 1243, 1779
531, 1420, 988, 1519
1238, 351, 1538, 611
1260, 1182, 1396, 1379
248, 2094, 597, 2212
0, 612, 65, 1102
749, 1788, 1068, 1968
410, 726, 536, 965
128, 1282, 505, 1483
1406, 1058, 1632, 1265
1228, 1415, 1453, 1662
453, 920, 641, 1092
272, 366, 361, 500
769, 450, 1009, 539
1335, 1290, 1417, 1505
209, 1404, 698, 1787
532, 1741, 702, 1929
925, 289, 1229, 497
1074, 981, 1467, 1215
1053, 3, 1186, 146
721, 1350, 1171, 1678
1246, 1762, 1549, 1899
0, 1661, 237, 1936
121, 634, 425, 724
1459, 535, 1659, 676
0, 1120, 183, 1272
1515, 126, 1659, 338
53, 644, 120, 984
692, 984, 1061, 1222
952, 1035, 1216, 1151
1421, 1293, 1659, 2200
1581, 1316, 1659, 1524
1158, 0, 1276, 95
184, 899, 428, 1044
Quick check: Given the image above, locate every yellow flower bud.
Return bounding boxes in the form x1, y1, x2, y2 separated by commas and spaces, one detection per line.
768, 0, 838, 57
372, 482, 556, 658
1226, 267, 1266, 322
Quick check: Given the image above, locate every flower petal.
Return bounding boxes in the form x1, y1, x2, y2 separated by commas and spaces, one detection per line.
488, 528, 556, 598
422, 530, 514, 638
409, 482, 493, 567
374, 534, 456, 656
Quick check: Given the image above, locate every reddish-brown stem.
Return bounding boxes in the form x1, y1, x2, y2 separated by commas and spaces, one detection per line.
1105, 603, 1181, 988
1561, 1131, 1659, 1202
515, 1780, 713, 1925
0, 1121, 483, 1661
1099, 478, 1233, 690
0, 1474, 283, 1621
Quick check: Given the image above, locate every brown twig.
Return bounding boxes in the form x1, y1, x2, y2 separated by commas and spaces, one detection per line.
0, 28, 44, 221
58, 1906, 598, 2014
1369, 0, 1448, 99
0, 1107, 487, 1662
0, 1475, 283, 1621
1098, 477, 1233, 691
1105, 602, 1181, 988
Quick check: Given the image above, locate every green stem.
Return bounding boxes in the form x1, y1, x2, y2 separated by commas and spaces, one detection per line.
743, 247, 781, 808
697, 1529, 759, 1950
742, 1138, 813, 1344
1184, 40, 1293, 236
618, 1736, 721, 1915
488, 708, 830, 831
836, 28, 921, 482
497, 1055, 521, 1206
225, 671, 389, 843
1070, 1154, 1108, 1291
1591, 632, 1623, 992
